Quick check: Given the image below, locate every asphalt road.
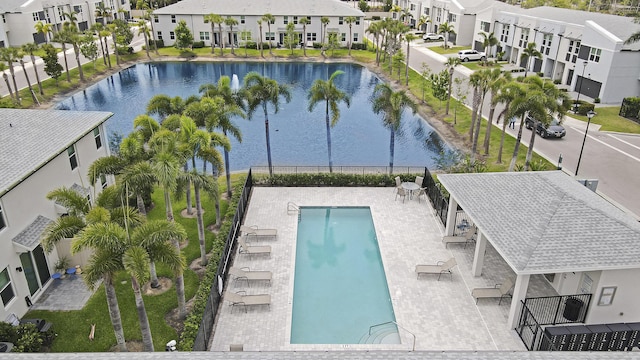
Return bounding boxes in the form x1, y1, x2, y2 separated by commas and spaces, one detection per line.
3, 32, 639, 218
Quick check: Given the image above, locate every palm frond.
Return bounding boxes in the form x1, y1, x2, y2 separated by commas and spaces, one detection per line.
41, 216, 86, 252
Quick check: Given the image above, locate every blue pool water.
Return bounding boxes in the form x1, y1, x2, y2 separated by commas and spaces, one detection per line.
56, 62, 448, 170
291, 207, 398, 344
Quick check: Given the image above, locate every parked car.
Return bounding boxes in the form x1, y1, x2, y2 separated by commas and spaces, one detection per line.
423, 33, 444, 41
457, 49, 486, 62
525, 115, 566, 139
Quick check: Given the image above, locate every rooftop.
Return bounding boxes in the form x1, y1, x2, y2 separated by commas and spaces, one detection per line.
153, 0, 364, 17
0, 109, 112, 197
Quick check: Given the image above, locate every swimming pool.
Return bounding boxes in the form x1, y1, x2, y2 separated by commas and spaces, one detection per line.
291, 207, 398, 344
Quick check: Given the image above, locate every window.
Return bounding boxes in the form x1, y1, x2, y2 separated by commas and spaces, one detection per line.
93, 127, 102, 149
200, 31, 210, 41
424, 8, 429, 16
100, 174, 108, 189
154, 15, 158, 23
410, 4, 415, 10
0, 203, 6, 231
57, 7, 64, 22
240, 15, 245, 24
589, 47, 601, 62
157, 31, 163, 40
339, 17, 344, 25
500, 24, 510, 43
293, 16, 298, 24
33, 12, 40, 21
67, 145, 78, 170
74, 5, 83, 15
435, 8, 441, 22
170, 31, 175, 40
540, 33, 552, 56
448, 14, 456, 23
307, 32, 317, 41
566, 40, 580, 63
356, 17, 360, 25
1, 15, 6, 23
519, 28, 529, 48
480, 21, 490, 32
353, 33, 358, 42
341, 33, 346, 41
171, 15, 176, 23
306, 16, 311, 24
284, 16, 288, 25
0, 268, 14, 306
266, 32, 275, 40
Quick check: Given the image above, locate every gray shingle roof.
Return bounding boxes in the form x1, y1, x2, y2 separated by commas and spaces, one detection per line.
12, 215, 53, 251
0, 0, 29, 13
438, 171, 640, 274
0, 109, 112, 197
153, 0, 364, 17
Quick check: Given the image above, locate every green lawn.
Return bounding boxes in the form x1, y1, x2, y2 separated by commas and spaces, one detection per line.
571, 106, 640, 134
428, 45, 466, 55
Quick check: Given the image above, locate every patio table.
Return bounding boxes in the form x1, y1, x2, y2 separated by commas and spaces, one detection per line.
402, 182, 420, 199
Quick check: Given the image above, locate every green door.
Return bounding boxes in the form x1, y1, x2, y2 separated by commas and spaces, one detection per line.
20, 253, 39, 296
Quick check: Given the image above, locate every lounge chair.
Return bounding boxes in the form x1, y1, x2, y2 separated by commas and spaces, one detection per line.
471, 278, 515, 304
395, 187, 407, 202
5, 314, 52, 333
442, 225, 476, 248
226, 291, 271, 312
229, 266, 272, 286
415, 257, 457, 280
240, 225, 277, 240
237, 236, 271, 257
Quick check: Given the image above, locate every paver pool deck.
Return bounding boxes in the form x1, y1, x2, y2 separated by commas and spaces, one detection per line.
210, 187, 557, 351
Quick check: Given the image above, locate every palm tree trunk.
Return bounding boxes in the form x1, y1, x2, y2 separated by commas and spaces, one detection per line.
98, 36, 107, 66
324, 101, 333, 173
131, 277, 154, 352
445, 70, 453, 115
497, 115, 508, 164
30, 55, 44, 95
195, 184, 207, 266
73, 44, 84, 82
508, 115, 526, 171
405, 42, 410, 86
264, 107, 273, 176
230, 26, 235, 55
524, 123, 538, 170
185, 163, 193, 215
164, 190, 186, 318
112, 34, 120, 66
483, 103, 496, 155
104, 274, 127, 352
224, 148, 232, 198
136, 194, 146, 216
104, 36, 112, 68
3, 73, 15, 101
469, 87, 479, 140
211, 164, 222, 227
144, 33, 150, 58
61, 43, 71, 82
20, 60, 37, 103
149, 261, 159, 288
471, 97, 485, 161
8, 67, 21, 105
389, 130, 395, 175
218, 26, 224, 56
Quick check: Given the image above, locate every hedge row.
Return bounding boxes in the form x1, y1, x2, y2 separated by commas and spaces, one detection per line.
253, 173, 420, 187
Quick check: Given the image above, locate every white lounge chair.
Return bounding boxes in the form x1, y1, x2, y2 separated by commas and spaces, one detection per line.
229, 266, 272, 286
240, 225, 277, 240
415, 257, 457, 280
471, 278, 515, 304
226, 291, 271, 312
237, 236, 271, 257
442, 225, 476, 248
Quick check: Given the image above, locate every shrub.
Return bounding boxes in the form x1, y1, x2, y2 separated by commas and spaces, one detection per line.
0, 322, 56, 352
251, 173, 422, 187
191, 41, 204, 48
351, 43, 367, 50
150, 39, 164, 48
313, 42, 323, 49
371, 15, 381, 20
594, 97, 600, 104
115, 46, 133, 55
553, 79, 561, 85
620, 96, 640, 120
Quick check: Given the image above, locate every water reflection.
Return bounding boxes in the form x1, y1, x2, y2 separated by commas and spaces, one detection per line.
56, 62, 449, 170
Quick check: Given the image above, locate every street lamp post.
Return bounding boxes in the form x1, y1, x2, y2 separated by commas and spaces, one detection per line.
575, 110, 596, 176
574, 60, 588, 112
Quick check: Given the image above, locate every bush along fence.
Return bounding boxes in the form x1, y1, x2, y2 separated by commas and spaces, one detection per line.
620, 97, 640, 123
182, 166, 454, 350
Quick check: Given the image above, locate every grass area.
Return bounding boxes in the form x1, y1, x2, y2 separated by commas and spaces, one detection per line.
428, 45, 466, 55
26, 175, 244, 352
461, 61, 503, 71
571, 106, 640, 134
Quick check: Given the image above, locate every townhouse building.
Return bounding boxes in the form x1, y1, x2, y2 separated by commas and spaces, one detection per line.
0, 109, 112, 320
152, 0, 365, 49
0, 0, 131, 47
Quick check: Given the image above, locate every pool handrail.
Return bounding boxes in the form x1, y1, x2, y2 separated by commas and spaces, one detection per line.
287, 202, 299, 214
368, 320, 416, 351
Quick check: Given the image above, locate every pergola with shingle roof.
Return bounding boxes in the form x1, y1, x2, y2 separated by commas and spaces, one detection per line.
438, 171, 640, 328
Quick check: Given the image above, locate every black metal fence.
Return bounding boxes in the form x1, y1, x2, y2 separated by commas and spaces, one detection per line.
191, 170, 253, 351
516, 300, 557, 351
251, 165, 428, 175
422, 167, 449, 225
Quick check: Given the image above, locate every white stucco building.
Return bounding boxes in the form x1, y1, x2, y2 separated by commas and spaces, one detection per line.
0, 109, 112, 320
152, 0, 365, 49
0, 0, 132, 47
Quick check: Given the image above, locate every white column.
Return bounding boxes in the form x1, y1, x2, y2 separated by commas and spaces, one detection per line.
445, 197, 457, 236
507, 274, 530, 329
472, 231, 487, 277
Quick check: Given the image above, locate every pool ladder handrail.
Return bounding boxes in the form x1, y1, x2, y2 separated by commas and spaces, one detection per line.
287, 202, 299, 215
368, 320, 416, 351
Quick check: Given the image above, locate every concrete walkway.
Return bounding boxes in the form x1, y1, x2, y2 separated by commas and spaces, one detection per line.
30, 276, 97, 311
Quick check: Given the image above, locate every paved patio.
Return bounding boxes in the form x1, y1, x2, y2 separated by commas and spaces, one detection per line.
210, 187, 557, 352
31, 276, 96, 311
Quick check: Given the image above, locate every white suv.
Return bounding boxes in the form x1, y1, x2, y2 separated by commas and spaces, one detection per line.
458, 49, 486, 62
422, 33, 444, 41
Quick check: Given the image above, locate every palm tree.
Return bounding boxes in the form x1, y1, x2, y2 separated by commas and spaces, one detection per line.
344, 16, 357, 56
16, 52, 38, 104
95, 2, 112, 24
321, 17, 330, 56
73, 219, 185, 352
0, 47, 22, 105
371, 83, 417, 175
307, 70, 351, 173
437, 22, 456, 49
478, 31, 498, 58
404, 33, 417, 86
64, 22, 85, 82
299, 17, 310, 56
92, 23, 111, 68
209, 14, 225, 56
257, 20, 264, 57
63, 11, 79, 28
21, 43, 44, 96
107, 23, 121, 66
444, 57, 461, 115
52, 27, 72, 82
34, 21, 53, 43
144, 8, 160, 55
469, 69, 491, 160
0, 63, 15, 102
521, 42, 542, 77
625, 24, 640, 44
146, 94, 187, 121
493, 81, 523, 164
225, 17, 239, 55
366, 22, 382, 64
138, 20, 151, 58
203, 14, 220, 54
244, 72, 292, 176
180, 169, 217, 266
262, 14, 276, 56
483, 69, 511, 155
417, 15, 430, 32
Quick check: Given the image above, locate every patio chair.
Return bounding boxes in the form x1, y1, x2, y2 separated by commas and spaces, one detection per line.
471, 278, 515, 305
394, 176, 402, 188
415, 257, 457, 280
5, 314, 52, 333
415, 176, 424, 187
229, 266, 272, 286
237, 236, 271, 257
240, 225, 277, 240
415, 187, 427, 203
442, 225, 476, 248
226, 291, 271, 312
395, 187, 407, 203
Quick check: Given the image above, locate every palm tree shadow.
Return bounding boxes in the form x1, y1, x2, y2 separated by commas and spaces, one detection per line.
307, 208, 346, 268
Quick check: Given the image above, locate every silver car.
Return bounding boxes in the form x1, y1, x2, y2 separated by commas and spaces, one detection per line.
423, 33, 444, 41
458, 49, 486, 62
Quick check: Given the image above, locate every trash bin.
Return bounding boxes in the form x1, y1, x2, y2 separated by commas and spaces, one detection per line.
563, 297, 584, 321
